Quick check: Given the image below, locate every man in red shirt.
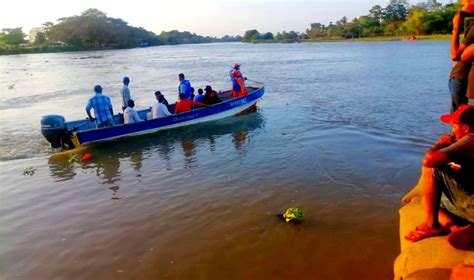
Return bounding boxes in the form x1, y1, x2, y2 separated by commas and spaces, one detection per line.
175, 93, 207, 114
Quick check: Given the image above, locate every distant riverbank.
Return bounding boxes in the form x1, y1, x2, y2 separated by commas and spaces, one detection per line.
1, 34, 452, 56
250, 34, 451, 44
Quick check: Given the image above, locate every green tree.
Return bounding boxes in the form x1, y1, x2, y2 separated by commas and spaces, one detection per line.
401, 8, 426, 35
34, 32, 47, 45
242, 29, 260, 42
306, 22, 325, 38
261, 32, 274, 40
0, 28, 26, 45
369, 5, 383, 24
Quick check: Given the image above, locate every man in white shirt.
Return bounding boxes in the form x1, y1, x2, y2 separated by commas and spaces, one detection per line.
152, 94, 172, 119
121, 77, 131, 111
124, 99, 143, 124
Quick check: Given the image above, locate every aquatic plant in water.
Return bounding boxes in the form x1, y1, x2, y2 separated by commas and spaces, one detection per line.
67, 154, 77, 164
283, 207, 304, 222
22, 166, 36, 176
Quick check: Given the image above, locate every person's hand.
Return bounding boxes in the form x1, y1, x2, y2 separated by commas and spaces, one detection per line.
453, 12, 463, 31
437, 134, 455, 146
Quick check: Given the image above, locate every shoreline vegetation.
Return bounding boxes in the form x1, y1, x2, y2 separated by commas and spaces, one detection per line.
250, 34, 452, 44
0, 1, 463, 55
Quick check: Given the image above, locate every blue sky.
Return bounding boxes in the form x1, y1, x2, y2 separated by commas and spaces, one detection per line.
1, 0, 455, 37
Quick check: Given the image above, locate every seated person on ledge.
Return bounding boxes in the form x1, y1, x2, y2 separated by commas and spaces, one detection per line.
124, 99, 143, 124
175, 93, 207, 114
404, 105, 474, 250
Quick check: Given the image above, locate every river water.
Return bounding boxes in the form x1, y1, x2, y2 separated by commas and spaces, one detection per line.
0, 41, 453, 279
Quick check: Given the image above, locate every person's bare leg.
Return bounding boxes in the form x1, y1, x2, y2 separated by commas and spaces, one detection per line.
402, 167, 424, 204
421, 167, 441, 228
405, 167, 446, 242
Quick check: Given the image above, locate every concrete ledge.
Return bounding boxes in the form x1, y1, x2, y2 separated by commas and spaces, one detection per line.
394, 199, 474, 279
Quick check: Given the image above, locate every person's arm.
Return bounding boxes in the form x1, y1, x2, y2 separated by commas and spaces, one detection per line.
86, 101, 95, 121
179, 84, 185, 94
461, 44, 474, 61
133, 109, 143, 122
109, 102, 114, 116
162, 104, 172, 116
422, 135, 454, 167
191, 101, 208, 107
451, 12, 465, 61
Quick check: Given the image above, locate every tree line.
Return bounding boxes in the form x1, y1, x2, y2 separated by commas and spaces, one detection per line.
0, 9, 241, 53
243, 0, 462, 42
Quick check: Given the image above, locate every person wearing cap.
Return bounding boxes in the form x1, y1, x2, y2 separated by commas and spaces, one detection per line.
123, 99, 143, 124
178, 73, 192, 100
86, 85, 114, 128
230, 63, 241, 79
448, 0, 474, 113
202, 85, 221, 105
230, 64, 245, 97
404, 105, 474, 248
121, 77, 132, 111
175, 93, 207, 114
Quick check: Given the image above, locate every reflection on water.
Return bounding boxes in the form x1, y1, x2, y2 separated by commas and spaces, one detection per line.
47, 113, 265, 184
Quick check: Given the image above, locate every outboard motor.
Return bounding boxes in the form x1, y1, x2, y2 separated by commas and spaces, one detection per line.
41, 115, 68, 149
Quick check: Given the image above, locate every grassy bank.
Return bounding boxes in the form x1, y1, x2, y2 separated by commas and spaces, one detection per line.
249, 34, 452, 44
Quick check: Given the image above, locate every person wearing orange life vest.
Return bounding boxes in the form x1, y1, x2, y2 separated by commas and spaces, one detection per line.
230, 63, 244, 97
232, 71, 249, 97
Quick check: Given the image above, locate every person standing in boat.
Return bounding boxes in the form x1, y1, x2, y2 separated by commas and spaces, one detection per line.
121, 77, 132, 111
232, 71, 249, 97
124, 100, 143, 124
178, 73, 192, 100
152, 94, 172, 119
86, 85, 114, 128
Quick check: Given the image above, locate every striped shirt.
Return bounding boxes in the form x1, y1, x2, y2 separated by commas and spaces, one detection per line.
86, 93, 113, 125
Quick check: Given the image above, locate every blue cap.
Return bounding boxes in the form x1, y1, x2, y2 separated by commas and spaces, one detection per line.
94, 85, 102, 93
123, 77, 130, 83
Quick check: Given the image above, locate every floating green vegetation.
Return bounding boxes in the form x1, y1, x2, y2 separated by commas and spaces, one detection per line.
67, 154, 78, 164
22, 166, 36, 176
283, 207, 304, 223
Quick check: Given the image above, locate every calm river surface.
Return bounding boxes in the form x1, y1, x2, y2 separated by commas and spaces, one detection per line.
0, 41, 453, 279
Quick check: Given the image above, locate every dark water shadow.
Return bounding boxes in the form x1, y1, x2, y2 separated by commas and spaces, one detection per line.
47, 112, 266, 183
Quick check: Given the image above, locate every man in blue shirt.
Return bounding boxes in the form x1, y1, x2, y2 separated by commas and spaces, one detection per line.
178, 73, 192, 99
86, 85, 114, 128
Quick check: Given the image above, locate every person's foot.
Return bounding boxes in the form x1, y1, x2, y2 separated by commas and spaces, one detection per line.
448, 224, 474, 250
402, 184, 423, 204
405, 224, 449, 242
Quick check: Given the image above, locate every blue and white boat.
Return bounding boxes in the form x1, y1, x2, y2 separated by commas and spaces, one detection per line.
41, 82, 264, 150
